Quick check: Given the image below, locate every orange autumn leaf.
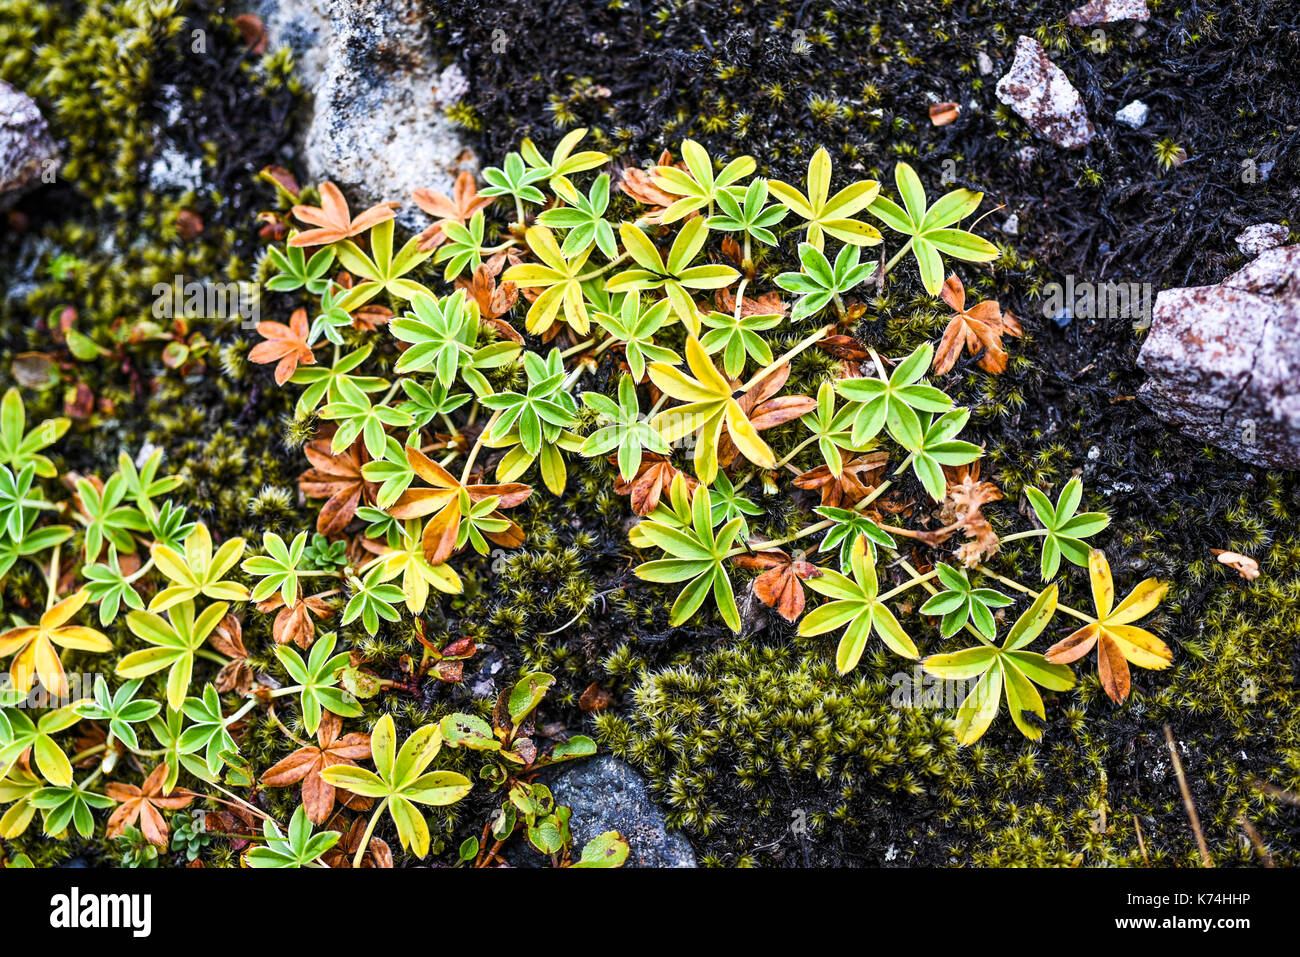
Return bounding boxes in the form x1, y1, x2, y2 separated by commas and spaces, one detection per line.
413, 170, 493, 252
289, 181, 397, 247
298, 438, 375, 536
105, 764, 195, 849
613, 453, 697, 517
732, 549, 823, 621
249, 308, 315, 385
261, 711, 372, 825
933, 274, 1019, 376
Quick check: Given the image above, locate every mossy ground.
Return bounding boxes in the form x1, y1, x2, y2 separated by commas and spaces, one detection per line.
0, 0, 1297, 866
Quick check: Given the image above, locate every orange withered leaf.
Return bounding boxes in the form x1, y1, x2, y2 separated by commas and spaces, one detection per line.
322, 812, 393, 868
249, 308, 315, 385
298, 438, 374, 536
258, 591, 335, 648
793, 451, 890, 508
105, 764, 195, 849
413, 170, 493, 251
289, 182, 397, 248
715, 362, 816, 469
619, 151, 681, 221
261, 711, 372, 825
210, 613, 255, 694
732, 549, 823, 621
613, 453, 697, 517
388, 447, 531, 563
456, 251, 521, 325
933, 274, 1019, 376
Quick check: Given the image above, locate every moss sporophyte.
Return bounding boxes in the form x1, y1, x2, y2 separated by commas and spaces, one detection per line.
0, 125, 1179, 866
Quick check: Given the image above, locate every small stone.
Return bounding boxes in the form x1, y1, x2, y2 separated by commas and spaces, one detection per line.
1068, 0, 1151, 26
1235, 223, 1289, 257
977, 51, 995, 75
996, 37, 1096, 149
147, 145, 204, 193
1001, 213, 1020, 236
1137, 244, 1300, 469
0, 80, 60, 210
1087, 445, 1101, 460
1115, 99, 1149, 129
539, 756, 696, 868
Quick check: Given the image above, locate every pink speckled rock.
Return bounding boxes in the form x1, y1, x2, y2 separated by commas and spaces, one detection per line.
1068, 0, 1151, 27
995, 37, 1095, 150
1138, 245, 1300, 469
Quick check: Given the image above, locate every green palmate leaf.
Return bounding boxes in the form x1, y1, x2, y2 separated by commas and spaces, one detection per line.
306, 282, 354, 347
698, 308, 781, 378
289, 344, 388, 417
1024, 477, 1111, 580
482, 151, 550, 207
814, 505, 896, 571
146, 708, 214, 793
519, 127, 608, 197
800, 381, 878, 476
633, 476, 745, 632
149, 523, 248, 611
704, 177, 788, 248
82, 546, 146, 625
75, 471, 148, 561
591, 293, 680, 383
767, 147, 882, 251
606, 217, 739, 336
652, 139, 756, 223
867, 161, 999, 294
118, 599, 229, 710
502, 225, 594, 336
334, 217, 435, 309
273, 630, 361, 735
71, 676, 160, 752
923, 584, 1075, 743
707, 471, 762, 537
116, 448, 183, 515
0, 387, 70, 479
919, 563, 1013, 639
579, 374, 670, 481
433, 210, 487, 281
341, 567, 406, 636
0, 517, 72, 581
178, 683, 239, 776
246, 805, 341, 868
242, 530, 308, 606
265, 238, 335, 295
318, 714, 473, 859
145, 500, 196, 552
0, 462, 38, 544
775, 241, 878, 320
29, 783, 113, 839
319, 375, 414, 459
834, 343, 954, 447
481, 349, 578, 459
392, 289, 501, 387
537, 172, 619, 260
395, 377, 472, 430
0, 708, 78, 785
903, 408, 983, 502
798, 535, 918, 672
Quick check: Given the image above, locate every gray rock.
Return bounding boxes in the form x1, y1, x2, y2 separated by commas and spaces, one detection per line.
1068, 0, 1151, 26
542, 756, 696, 868
996, 37, 1095, 149
245, 0, 333, 88
0, 80, 59, 210
1137, 244, 1300, 469
1115, 99, 1149, 129
1235, 223, 1289, 257
302, 0, 474, 232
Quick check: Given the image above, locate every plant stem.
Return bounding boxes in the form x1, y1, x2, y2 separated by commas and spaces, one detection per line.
575, 250, 630, 281
998, 529, 1048, 544
460, 411, 500, 484
882, 238, 914, 277
974, 567, 1094, 623
353, 797, 390, 869
737, 323, 834, 394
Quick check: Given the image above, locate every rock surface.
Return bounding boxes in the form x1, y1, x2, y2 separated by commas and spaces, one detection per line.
301, 0, 473, 232
541, 756, 696, 868
1068, 0, 1151, 26
247, 0, 333, 88
1235, 223, 1289, 257
1137, 244, 1300, 469
995, 37, 1095, 149
0, 80, 59, 210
